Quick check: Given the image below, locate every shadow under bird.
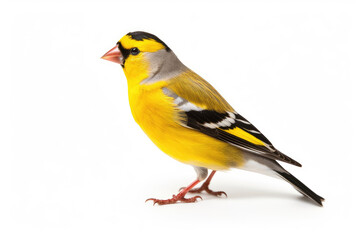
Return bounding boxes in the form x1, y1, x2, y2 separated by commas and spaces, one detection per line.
101, 31, 324, 206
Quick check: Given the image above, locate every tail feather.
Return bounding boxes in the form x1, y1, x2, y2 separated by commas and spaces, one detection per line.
274, 149, 302, 167
276, 171, 324, 206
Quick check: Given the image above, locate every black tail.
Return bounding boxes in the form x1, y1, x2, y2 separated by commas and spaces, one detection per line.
276, 171, 324, 206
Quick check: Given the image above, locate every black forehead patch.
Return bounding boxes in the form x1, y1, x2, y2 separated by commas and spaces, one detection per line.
127, 31, 171, 51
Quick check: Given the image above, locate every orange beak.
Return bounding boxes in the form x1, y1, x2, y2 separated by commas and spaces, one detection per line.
101, 45, 124, 65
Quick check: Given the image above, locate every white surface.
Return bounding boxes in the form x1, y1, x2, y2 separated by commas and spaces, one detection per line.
1, 0, 359, 239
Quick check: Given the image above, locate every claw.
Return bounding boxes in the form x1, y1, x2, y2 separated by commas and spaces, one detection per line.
220, 191, 227, 197
145, 195, 202, 205
145, 198, 158, 206
188, 186, 227, 198
194, 196, 203, 201
145, 179, 203, 205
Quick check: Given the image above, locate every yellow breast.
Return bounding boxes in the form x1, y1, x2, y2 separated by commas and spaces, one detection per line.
127, 81, 244, 170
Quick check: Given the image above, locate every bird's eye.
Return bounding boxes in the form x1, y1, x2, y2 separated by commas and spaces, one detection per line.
130, 47, 140, 55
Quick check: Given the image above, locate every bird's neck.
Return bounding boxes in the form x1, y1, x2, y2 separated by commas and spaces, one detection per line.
123, 61, 150, 88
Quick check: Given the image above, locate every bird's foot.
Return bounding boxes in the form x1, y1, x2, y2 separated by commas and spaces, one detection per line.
146, 194, 202, 206
181, 184, 227, 197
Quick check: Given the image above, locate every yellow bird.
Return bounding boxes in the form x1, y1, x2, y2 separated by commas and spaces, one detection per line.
101, 31, 324, 206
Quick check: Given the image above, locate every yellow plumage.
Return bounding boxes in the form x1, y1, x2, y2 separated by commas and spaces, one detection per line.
101, 31, 324, 206
118, 34, 266, 170
127, 72, 244, 170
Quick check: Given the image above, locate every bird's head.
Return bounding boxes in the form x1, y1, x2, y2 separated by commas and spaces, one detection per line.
102, 31, 186, 85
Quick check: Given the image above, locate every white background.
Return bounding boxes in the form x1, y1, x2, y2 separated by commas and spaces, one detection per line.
1, 0, 359, 239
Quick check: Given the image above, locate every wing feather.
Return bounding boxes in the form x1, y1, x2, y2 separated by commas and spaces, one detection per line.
163, 81, 301, 167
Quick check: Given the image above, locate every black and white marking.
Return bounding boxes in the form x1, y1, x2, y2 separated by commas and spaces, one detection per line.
162, 87, 301, 167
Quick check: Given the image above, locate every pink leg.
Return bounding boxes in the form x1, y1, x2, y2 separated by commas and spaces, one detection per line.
146, 179, 202, 205
188, 171, 227, 197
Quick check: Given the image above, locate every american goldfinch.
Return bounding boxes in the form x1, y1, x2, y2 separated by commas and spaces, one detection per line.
101, 31, 324, 206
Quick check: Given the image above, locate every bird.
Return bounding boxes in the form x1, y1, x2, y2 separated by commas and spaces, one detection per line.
101, 31, 324, 206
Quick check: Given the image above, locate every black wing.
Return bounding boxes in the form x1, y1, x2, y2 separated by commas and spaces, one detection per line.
163, 87, 301, 167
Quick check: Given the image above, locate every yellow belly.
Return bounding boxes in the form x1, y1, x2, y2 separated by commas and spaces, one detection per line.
128, 82, 244, 170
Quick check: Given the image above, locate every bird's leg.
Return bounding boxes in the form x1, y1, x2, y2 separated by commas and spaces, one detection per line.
187, 171, 227, 197
146, 179, 202, 205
